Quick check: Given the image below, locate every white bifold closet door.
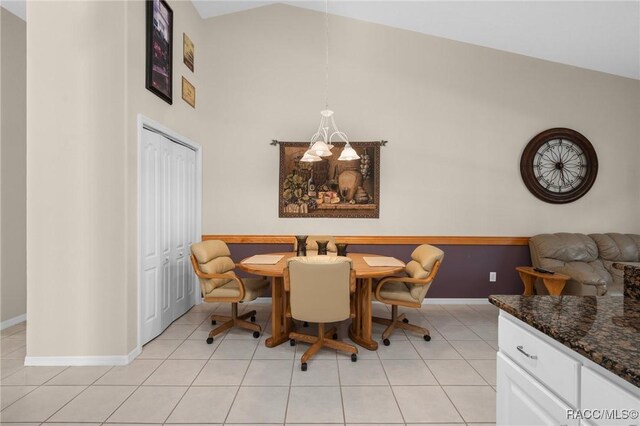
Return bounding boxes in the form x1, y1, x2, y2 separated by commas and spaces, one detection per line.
141, 128, 197, 345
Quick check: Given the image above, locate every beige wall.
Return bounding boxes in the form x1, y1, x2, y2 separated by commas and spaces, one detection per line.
1, 8, 27, 323
200, 4, 640, 236
26, 0, 204, 357
27, 1, 128, 356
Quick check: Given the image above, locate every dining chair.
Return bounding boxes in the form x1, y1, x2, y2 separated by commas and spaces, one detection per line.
373, 244, 444, 345
190, 240, 269, 343
293, 235, 338, 255
285, 256, 358, 371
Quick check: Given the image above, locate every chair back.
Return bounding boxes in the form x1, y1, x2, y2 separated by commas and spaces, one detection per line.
293, 235, 338, 254
190, 240, 236, 297
287, 256, 352, 323
405, 244, 444, 301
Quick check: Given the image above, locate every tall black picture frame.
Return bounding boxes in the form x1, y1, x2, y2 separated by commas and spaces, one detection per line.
145, 0, 173, 104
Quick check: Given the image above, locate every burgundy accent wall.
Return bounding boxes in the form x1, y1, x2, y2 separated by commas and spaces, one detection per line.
228, 243, 530, 298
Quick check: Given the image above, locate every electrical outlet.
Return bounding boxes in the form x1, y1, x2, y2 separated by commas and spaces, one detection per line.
489, 272, 497, 282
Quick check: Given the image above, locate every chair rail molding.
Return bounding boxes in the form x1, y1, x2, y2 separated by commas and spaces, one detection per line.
203, 235, 529, 246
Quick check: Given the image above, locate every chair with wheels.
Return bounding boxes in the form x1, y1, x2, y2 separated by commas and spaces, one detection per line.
190, 240, 269, 344
373, 244, 444, 346
285, 256, 358, 371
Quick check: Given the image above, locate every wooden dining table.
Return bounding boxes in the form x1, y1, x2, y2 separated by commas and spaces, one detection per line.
238, 252, 405, 351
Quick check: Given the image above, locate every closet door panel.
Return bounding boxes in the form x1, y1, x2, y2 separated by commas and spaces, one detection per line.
171, 142, 190, 318
186, 148, 197, 302
140, 130, 164, 343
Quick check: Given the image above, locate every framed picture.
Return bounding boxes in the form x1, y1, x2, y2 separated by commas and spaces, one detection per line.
279, 142, 380, 218
145, 0, 173, 104
183, 33, 194, 72
181, 77, 195, 108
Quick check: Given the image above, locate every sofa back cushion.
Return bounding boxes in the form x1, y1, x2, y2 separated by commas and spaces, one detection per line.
589, 233, 640, 262
530, 233, 599, 263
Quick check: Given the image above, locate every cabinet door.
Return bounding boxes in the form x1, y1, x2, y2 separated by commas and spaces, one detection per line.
497, 352, 578, 426
581, 367, 640, 426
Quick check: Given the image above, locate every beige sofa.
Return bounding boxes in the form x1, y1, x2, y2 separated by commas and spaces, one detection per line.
529, 233, 640, 296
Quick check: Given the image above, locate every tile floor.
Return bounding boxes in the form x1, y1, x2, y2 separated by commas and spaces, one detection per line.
0, 301, 499, 425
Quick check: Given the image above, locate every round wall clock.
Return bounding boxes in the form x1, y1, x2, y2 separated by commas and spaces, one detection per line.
520, 128, 598, 204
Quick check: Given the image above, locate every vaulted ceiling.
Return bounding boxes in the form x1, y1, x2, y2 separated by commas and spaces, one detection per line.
3, 1, 638, 79
192, 1, 640, 80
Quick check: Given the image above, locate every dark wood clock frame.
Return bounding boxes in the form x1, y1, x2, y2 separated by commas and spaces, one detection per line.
520, 128, 598, 204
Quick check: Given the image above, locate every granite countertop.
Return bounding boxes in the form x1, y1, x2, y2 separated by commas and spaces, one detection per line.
489, 295, 640, 388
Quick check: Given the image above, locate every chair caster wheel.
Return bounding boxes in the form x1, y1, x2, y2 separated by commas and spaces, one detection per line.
250, 315, 256, 323
290, 339, 296, 346
211, 320, 216, 325
303, 321, 309, 327
206, 337, 214, 344
301, 362, 307, 371
351, 353, 357, 362
253, 331, 260, 338
402, 318, 409, 324
333, 333, 338, 340
423, 334, 431, 341
383, 338, 390, 346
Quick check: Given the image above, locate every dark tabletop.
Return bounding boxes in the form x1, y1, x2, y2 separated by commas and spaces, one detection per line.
489, 295, 640, 388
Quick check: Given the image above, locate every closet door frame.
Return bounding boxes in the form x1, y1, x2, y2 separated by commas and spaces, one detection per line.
137, 114, 202, 350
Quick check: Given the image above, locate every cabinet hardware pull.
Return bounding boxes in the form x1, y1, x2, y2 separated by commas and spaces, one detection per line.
516, 345, 537, 359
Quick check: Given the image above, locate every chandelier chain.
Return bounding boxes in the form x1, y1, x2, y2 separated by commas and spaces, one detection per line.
325, 0, 329, 110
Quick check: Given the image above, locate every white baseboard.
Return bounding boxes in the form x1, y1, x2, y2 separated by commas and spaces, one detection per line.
1, 313, 26, 330
24, 345, 142, 366
254, 297, 490, 305
424, 298, 490, 305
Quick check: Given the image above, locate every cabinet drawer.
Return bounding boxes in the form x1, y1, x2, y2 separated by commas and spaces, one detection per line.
497, 352, 578, 426
581, 367, 640, 426
499, 315, 580, 407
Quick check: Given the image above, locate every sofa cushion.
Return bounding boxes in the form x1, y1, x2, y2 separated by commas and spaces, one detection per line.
589, 233, 640, 262
530, 233, 599, 263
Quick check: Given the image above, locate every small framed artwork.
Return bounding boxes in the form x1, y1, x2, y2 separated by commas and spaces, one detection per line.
278, 142, 380, 218
183, 33, 194, 72
181, 77, 195, 108
145, 0, 173, 104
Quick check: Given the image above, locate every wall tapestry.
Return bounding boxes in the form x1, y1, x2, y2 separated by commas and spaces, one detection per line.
278, 142, 380, 218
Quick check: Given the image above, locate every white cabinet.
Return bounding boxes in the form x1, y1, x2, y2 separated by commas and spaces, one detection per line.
497, 312, 640, 426
581, 367, 640, 426
497, 352, 578, 426
499, 315, 580, 406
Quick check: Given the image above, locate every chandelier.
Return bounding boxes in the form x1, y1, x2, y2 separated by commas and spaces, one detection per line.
301, 0, 359, 163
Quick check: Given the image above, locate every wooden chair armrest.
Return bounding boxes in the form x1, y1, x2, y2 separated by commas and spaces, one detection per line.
190, 255, 245, 300
283, 267, 290, 292
376, 260, 442, 301
375, 275, 404, 300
